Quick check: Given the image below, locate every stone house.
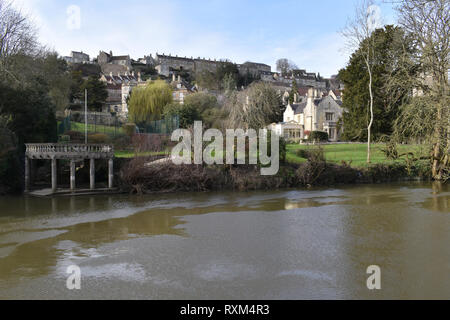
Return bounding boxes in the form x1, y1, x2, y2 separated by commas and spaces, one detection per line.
170, 74, 197, 104
104, 83, 123, 114
237, 62, 271, 77
97, 51, 132, 74
154, 53, 224, 77
100, 72, 143, 119
63, 51, 90, 64
280, 87, 344, 141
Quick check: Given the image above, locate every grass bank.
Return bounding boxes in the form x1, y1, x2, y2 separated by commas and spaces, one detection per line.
118, 148, 433, 194
286, 143, 428, 167
58, 121, 125, 136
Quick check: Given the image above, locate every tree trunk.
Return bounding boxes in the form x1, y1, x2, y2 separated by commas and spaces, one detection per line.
366, 56, 374, 164
432, 104, 443, 180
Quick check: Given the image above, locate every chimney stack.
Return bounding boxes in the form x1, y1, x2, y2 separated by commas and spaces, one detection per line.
172, 74, 176, 82
178, 75, 181, 82
307, 87, 314, 99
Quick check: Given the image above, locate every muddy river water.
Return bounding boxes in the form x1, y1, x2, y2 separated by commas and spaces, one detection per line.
0, 182, 449, 299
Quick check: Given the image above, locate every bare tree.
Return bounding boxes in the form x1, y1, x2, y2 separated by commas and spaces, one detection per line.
0, 0, 37, 82
225, 82, 282, 130
276, 58, 298, 76
342, 0, 379, 164
393, 0, 449, 180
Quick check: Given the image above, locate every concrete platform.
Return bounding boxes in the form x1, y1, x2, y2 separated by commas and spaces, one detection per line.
27, 187, 122, 197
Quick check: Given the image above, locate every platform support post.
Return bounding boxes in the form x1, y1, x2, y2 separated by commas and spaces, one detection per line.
70, 160, 76, 191
51, 158, 57, 193
90, 158, 95, 190
108, 158, 114, 189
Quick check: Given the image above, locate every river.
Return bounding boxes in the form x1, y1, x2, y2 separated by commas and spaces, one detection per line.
0, 182, 449, 299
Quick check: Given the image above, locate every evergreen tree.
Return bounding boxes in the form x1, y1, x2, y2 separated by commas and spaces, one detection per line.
339, 25, 417, 141
289, 79, 298, 104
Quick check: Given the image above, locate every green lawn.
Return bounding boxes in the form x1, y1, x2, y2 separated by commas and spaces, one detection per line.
59, 121, 125, 135
114, 150, 168, 158
286, 143, 428, 167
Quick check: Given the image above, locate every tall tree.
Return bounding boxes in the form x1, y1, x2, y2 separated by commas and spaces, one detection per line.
80, 76, 108, 112
225, 82, 282, 130
0, 0, 37, 83
342, 0, 381, 163
276, 58, 297, 76
339, 25, 417, 141
393, 0, 449, 180
289, 79, 298, 104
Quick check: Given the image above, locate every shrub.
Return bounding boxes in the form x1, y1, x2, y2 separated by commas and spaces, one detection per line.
65, 130, 84, 142
308, 131, 328, 142
123, 123, 136, 137
279, 137, 287, 164
71, 113, 82, 123
296, 149, 309, 159
60, 135, 70, 143
111, 134, 131, 150
296, 146, 326, 185
88, 133, 109, 144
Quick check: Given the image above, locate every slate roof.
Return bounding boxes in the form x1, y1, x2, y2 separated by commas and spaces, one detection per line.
292, 102, 307, 115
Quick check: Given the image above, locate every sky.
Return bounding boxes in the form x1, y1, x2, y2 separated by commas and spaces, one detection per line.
13, 0, 397, 77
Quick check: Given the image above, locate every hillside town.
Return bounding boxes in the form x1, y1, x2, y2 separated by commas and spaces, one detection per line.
62, 49, 345, 141
0, 0, 449, 303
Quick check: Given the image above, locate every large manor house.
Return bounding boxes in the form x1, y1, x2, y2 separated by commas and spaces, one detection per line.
63, 50, 344, 141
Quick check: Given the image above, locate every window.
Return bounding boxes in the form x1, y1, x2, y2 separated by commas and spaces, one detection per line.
326, 113, 334, 121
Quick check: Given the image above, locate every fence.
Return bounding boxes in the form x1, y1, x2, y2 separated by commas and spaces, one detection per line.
58, 112, 180, 138
137, 116, 180, 135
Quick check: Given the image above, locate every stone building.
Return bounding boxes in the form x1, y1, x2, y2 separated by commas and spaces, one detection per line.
104, 83, 123, 114
100, 71, 143, 118
262, 68, 328, 90
237, 62, 271, 77
97, 51, 132, 74
154, 54, 196, 76
63, 51, 90, 64
153, 53, 224, 77
280, 87, 344, 142
170, 74, 197, 104
153, 53, 272, 79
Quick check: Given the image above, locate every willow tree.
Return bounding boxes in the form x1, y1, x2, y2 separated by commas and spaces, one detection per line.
392, 0, 449, 181
128, 80, 173, 124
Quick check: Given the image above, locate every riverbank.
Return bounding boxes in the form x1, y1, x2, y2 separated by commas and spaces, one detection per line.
0, 143, 437, 196
118, 154, 433, 194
